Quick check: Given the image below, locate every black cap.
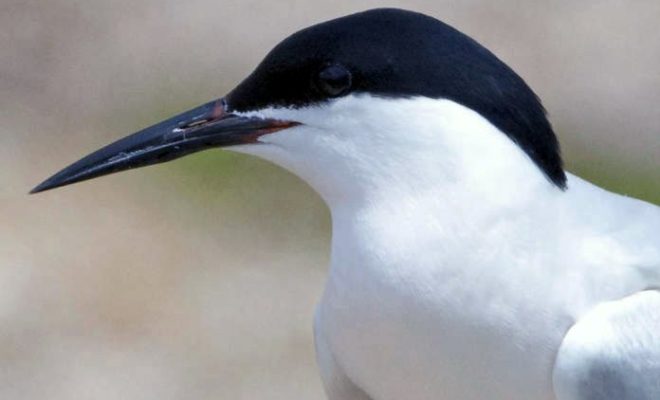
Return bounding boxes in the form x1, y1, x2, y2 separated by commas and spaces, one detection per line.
228, 8, 566, 188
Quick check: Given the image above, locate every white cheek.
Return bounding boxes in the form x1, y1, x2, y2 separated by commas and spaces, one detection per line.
229, 94, 551, 207
228, 125, 327, 175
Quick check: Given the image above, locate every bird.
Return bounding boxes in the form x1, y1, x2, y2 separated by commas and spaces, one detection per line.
31, 8, 660, 400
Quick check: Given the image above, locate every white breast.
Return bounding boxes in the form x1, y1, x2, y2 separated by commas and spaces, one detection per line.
318, 204, 566, 400
317, 183, 655, 400
232, 95, 659, 400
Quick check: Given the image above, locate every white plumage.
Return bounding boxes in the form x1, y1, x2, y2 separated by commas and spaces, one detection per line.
233, 94, 660, 400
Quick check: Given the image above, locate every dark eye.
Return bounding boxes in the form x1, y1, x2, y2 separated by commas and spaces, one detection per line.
316, 64, 352, 97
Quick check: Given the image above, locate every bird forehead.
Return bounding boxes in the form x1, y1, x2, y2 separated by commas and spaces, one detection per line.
226, 15, 446, 112
259, 8, 455, 71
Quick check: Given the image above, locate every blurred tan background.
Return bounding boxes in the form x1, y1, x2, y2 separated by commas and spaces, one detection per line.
2, 1, 659, 399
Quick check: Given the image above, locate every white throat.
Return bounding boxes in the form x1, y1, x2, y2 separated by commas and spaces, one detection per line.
232, 95, 561, 215
229, 95, 655, 400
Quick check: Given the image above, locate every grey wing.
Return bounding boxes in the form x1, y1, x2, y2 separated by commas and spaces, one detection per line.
553, 290, 660, 400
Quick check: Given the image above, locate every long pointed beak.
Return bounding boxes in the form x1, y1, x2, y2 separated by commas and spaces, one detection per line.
30, 98, 297, 194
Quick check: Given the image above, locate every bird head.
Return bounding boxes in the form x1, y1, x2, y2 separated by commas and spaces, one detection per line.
32, 8, 566, 203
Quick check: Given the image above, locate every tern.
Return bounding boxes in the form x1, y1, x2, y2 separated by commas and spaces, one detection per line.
32, 8, 660, 400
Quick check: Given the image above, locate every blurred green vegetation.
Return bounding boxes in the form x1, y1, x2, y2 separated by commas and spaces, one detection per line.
570, 161, 660, 205
167, 150, 329, 223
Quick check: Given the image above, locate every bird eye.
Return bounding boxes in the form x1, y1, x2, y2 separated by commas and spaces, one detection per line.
316, 64, 352, 97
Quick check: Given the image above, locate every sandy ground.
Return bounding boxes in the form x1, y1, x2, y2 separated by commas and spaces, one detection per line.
2, 1, 659, 399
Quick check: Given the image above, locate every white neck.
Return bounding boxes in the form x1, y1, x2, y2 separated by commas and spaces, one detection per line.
233, 95, 563, 219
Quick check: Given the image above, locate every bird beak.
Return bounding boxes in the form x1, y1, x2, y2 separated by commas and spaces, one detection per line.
30, 98, 298, 194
